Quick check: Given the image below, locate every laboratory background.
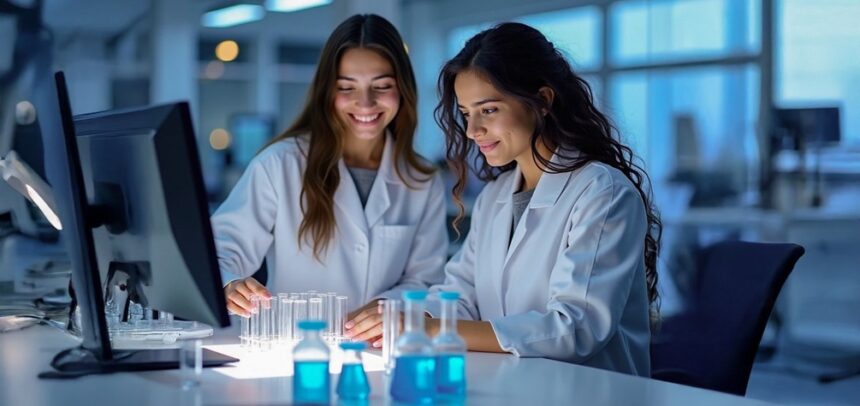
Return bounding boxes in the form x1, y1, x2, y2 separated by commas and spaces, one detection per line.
1, 0, 859, 405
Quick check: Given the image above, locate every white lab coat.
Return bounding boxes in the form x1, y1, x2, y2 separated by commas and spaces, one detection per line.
211, 134, 448, 312
429, 155, 652, 376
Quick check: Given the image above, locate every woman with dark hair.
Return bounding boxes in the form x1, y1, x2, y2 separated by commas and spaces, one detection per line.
430, 22, 661, 376
211, 14, 447, 329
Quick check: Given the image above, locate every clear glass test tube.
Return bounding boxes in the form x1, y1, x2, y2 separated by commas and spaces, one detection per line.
293, 299, 308, 340
280, 296, 294, 343
309, 297, 323, 321
249, 295, 261, 350
382, 299, 401, 372
325, 293, 336, 338
240, 313, 250, 348
335, 296, 348, 342
259, 296, 273, 351
277, 293, 289, 343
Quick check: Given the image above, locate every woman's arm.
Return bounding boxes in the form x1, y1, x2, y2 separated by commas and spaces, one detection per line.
426, 318, 505, 353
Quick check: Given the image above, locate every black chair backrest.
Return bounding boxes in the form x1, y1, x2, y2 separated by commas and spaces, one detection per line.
652, 240, 804, 395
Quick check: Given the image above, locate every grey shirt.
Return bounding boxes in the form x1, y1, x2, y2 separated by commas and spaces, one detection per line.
346, 166, 378, 207
511, 188, 535, 233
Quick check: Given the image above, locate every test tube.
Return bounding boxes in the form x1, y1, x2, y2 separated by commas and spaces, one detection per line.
277, 293, 289, 343
280, 296, 294, 343
259, 297, 273, 351
309, 297, 323, 321
249, 295, 261, 350
335, 296, 348, 342
240, 313, 250, 348
325, 292, 336, 339
293, 299, 308, 340
382, 299, 401, 372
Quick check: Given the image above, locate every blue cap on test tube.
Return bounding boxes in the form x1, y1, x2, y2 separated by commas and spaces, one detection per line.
402, 290, 428, 301
439, 291, 460, 301
298, 320, 327, 331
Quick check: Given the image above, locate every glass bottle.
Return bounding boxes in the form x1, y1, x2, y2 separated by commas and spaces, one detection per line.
433, 291, 467, 399
292, 320, 330, 404
390, 290, 435, 404
336, 341, 370, 401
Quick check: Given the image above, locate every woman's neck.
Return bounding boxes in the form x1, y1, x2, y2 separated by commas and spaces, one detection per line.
515, 139, 554, 192
342, 133, 385, 169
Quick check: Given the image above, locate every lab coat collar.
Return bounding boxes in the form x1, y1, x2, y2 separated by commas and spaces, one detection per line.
494, 149, 575, 208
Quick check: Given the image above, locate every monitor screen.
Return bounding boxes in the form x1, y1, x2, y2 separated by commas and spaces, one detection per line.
73, 102, 229, 329
39, 71, 233, 373
773, 107, 841, 149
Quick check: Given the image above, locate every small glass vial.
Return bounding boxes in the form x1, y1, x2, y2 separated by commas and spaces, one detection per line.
292, 320, 330, 405
336, 341, 370, 401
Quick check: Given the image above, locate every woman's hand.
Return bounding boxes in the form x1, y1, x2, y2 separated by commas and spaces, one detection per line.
224, 277, 271, 317
345, 299, 385, 347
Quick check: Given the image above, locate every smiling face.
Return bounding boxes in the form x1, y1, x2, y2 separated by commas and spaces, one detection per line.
333, 47, 400, 143
454, 69, 537, 168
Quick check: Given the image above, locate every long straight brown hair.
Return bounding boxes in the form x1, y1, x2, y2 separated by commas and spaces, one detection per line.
264, 14, 433, 259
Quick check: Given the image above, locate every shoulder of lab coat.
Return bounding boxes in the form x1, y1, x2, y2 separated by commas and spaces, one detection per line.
489, 161, 649, 364
210, 137, 305, 286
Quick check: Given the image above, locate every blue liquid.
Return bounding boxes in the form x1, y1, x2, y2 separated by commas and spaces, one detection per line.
293, 360, 330, 405
435, 354, 465, 398
390, 355, 436, 404
337, 363, 370, 400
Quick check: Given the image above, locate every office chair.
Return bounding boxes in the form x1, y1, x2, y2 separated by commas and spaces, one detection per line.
650, 240, 805, 396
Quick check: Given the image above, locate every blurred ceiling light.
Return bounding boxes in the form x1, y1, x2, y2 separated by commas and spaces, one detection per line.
14, 100, 37, 125
209, 128, 232, 150
215, 40, 240, 62
265, 0, 332, 13
204, 61, 226, 79
202, 4, 265, 28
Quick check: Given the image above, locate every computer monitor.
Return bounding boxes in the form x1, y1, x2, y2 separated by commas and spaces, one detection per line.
37, 71, 235, 376
773, 107, 841, 150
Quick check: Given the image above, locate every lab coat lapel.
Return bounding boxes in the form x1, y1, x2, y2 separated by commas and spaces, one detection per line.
365, 134, 394, 229
503, 165, 571, 267
488, 169, 518, 313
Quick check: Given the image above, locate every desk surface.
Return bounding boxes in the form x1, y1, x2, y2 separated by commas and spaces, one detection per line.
0, 324, 768, 406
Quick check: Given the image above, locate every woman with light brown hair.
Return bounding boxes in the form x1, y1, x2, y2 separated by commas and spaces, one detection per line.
211, 14, 447, 343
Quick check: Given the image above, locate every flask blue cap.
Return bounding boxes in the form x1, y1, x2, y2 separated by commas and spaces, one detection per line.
297, 320, 327, 330
402, 290, 428, 301
339, 341, 367, 351
439, 291, 460, 301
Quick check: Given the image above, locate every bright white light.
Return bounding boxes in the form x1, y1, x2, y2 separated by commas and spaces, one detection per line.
265, 0, 332, 13
207, 343, 385, 380
14, 100, 36, 125
201, 4, 265, 28
25, 184, 62, 230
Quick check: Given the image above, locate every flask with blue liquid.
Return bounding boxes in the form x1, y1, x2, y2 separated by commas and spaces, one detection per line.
292, 320, 330, 405
390, 290, 435, 404
433, 291, 467, 399
336, 341, 370, 401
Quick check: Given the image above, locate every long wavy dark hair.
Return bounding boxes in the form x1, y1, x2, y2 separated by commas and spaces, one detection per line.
264, 14, 433, 259
435, 22, 662, 314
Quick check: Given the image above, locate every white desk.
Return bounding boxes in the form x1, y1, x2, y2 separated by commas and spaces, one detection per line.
0, 324, 768, 405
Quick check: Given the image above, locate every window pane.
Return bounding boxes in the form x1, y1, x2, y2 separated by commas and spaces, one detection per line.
608, 65, 760, 204
610, 0, 758, 66
518, 7, 602, 70
777, 0, 860, 145
447, 6, 602, 70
